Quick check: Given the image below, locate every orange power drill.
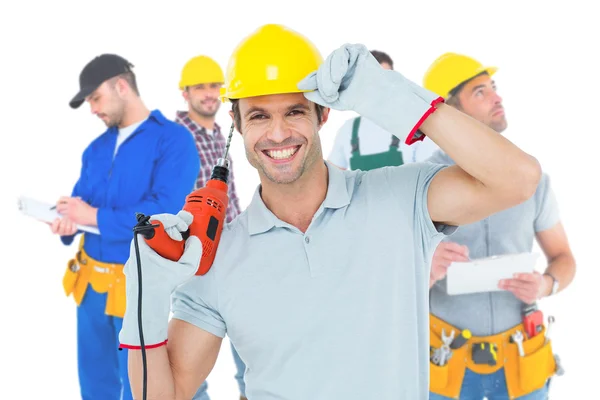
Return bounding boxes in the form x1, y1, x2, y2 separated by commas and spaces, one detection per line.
134, 124, 234, 275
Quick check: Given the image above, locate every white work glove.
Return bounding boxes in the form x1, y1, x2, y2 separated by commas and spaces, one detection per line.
119, 210, 202, 348
297, 43, 443, 144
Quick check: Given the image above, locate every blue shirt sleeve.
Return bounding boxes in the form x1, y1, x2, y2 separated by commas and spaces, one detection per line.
60, 148, 89, 247
96, 126, 200, 242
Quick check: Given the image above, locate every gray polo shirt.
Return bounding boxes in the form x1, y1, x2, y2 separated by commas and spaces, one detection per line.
426, 150, 560, 336
172, 160, 455, 400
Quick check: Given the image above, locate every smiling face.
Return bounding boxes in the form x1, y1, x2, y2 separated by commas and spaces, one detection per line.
232, 92, 329, 185
453, 73, 507, 133
184, 82, 222, 118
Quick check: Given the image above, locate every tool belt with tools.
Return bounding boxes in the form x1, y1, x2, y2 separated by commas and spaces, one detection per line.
429, 312, 560, 399
62, 236, 126, 318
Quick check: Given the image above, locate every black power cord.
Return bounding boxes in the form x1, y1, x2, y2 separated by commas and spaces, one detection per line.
131, 213, 159, 400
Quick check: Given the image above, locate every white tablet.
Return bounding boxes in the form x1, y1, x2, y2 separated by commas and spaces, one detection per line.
446, 252, 539, 296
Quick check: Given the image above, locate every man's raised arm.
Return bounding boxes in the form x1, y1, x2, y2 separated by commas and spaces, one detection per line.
297, 44, 540, 227
422, 103, 541, 226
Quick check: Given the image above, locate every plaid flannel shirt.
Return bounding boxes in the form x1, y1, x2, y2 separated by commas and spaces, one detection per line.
175, 111, 242, 223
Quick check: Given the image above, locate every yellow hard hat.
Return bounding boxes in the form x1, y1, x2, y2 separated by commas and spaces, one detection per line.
179, 55, 224, 90
220, 24, 323, 102
423, 53, 497, 98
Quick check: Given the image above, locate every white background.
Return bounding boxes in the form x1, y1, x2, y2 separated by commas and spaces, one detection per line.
1, 0, 597, 398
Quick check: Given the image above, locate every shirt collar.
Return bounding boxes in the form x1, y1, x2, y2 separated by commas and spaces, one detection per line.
175, 110, 221, 135
147, 109, 167, 125
247, 160, 351, 235
106, 109, 165, 135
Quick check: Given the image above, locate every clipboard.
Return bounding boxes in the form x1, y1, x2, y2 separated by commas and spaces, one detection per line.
18, 195, 100, 235
446, 252, 539, 295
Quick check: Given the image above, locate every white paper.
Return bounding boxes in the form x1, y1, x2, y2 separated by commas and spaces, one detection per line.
17, 195, 100, 235
446, 252, 539, 295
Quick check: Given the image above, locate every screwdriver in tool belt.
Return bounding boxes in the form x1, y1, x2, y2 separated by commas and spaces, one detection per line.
450, 329, 472, 349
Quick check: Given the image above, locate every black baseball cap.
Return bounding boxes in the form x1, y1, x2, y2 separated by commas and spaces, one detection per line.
69, 54, 134, 109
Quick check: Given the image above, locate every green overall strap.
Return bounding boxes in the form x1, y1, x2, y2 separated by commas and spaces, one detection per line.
390, 134, 400, 150
351, 116, 361, 156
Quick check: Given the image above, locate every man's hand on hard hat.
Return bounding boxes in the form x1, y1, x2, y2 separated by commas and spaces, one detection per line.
498, 271, 550, 304
55, 196, 98, 226
119, 210, 202, 348
297, 43, 443, 145
429, 242, 470, 288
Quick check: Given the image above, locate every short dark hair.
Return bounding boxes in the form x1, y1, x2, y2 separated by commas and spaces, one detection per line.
230, 99, 325, 133
110, 71, 140, 96
370, 50, 393, 69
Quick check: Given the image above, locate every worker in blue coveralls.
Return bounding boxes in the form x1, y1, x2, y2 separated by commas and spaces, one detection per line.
49, 53, 200, 400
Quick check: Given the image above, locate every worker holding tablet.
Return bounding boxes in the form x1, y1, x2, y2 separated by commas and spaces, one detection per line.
425, 52, 576, 400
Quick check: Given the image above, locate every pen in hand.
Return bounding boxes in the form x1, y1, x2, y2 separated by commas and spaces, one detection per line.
51, 199, 70, 211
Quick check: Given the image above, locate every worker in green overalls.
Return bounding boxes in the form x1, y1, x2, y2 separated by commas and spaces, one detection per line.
327, 49, 439, 171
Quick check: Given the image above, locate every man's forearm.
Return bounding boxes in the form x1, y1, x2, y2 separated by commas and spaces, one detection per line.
542, 253, 576, 297
421, 104, 541, 199
129, 346, 177, 400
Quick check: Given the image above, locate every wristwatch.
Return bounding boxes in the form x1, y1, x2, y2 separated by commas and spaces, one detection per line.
544, 272, 559, 296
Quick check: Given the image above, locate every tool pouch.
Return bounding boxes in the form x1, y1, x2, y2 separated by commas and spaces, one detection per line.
62, 237, 91, 306
62, 256, 91, 306
62, 258, 79, 297
64, 235, 127, 318
105, 265, 126, 319
429, 319, 468, 398
504, 324, 556, 397
81, 254, 126, 318
89, 266, 114, 293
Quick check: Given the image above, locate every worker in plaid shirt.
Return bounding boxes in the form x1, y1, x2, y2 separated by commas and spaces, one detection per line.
175, 55, 247, 400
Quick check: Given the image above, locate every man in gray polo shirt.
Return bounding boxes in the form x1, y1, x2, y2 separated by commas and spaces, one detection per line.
424, 52, 576, 400
118, 25, 542, 400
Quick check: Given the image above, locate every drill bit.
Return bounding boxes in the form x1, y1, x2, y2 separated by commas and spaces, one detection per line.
223, 122, 234, 159
216, 122, 235, 170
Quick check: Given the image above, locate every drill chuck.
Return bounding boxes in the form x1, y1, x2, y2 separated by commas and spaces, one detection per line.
210, 164, 229, 183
